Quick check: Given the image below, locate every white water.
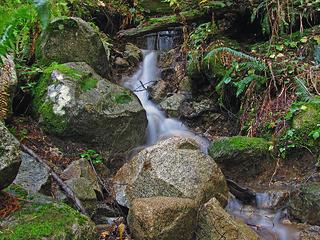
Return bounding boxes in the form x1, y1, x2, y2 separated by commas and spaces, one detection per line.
227, 193, 299, 240
123, 51, 209, 152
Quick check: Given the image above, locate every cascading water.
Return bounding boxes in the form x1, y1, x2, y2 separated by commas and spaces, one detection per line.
227, 193, 299, 240
123, 50, 209, 152
122, 32, 298, 240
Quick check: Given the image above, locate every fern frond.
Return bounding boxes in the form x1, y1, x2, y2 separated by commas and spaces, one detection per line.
294, 77, 312, 101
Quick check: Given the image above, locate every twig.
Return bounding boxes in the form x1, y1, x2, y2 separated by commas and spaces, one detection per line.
269, 157, 281, 186
21, 144, 88, 216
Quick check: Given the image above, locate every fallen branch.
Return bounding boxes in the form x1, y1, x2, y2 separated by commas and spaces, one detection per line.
20, 144, 87, 216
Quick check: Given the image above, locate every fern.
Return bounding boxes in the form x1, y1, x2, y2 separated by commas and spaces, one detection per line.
294, 77, 313, 102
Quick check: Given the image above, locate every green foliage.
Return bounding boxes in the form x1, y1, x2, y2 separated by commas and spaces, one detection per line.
189, 22, 216, 50
251, 0, 320, 37
114, 91, 133, 104
80, 149, 103, 164
294, 77, 313, 102
205, 47, 267, 99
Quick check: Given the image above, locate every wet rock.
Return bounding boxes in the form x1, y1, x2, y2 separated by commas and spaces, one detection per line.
33, 62, 147, 153
115, 57, 130, 67
128, 197, 197, 240
197, 197, 259, 240
14, 152, 51, 194
149, 79, 169, 103
113, 137, 228, 208
0, 191, 97, 239
208, 136, 271, 178
0, 122, 21, 190
0, 54, 17, 120
159, 93, 186, 117
289, 183, 320, 225
255, 190, 289, 209
37, 17, 110, 77
124, 43, 143, 65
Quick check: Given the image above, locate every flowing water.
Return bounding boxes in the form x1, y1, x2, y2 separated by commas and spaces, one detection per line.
122, 34, 298, 239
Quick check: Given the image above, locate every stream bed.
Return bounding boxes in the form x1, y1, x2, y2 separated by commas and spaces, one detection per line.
121, 35, 299, 239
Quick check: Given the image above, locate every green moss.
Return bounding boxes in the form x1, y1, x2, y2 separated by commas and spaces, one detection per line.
79, 77, 98, 92
209, 136, 270, 155
113, 91, 133, 104
39, 101, 69, 135
0, 202, 90, 240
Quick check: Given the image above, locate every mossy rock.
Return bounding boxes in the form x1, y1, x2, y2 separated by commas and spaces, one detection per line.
37, 17, 110, 78
281, 98, 320, 155
33, 62, 147, 154
208, 136, 271, 177
0, 188, 97, 240
140, 0, 172, 14
289, 183, 320, 225
292, 98, 320, 150
0, 122, 21, 191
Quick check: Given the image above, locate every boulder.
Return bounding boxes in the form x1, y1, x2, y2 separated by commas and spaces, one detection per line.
128, 197, 197, 240
159, 93, 186, 117
208, 136, 271, 177
33, 62, 147, 153
289, 183, 320, 225
113, 137, 228, 208
0, 191, 97, 240
0, 54, 17, 120
197, 197, 259, 240
299, 225, 320, 240
37, 17, 110, 77
0, 122, 21, 190
14, 152, 51, 194
60, 158, 103, 201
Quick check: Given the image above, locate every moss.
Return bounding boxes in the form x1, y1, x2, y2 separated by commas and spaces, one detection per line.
113, 91, 133, 104
209, 136, 270, 156
38, 101, 69, 135
79, 77, 98, 92
0, 202, 91, 240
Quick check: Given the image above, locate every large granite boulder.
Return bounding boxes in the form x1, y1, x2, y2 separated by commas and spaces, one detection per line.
197, 197, 260, 240
113, 137, 228, 208
0, 54, 17, 120
128, 197, 197, 240
0, 122, 21, 190
37, 17, 110, 78
33, 62, 147, 153
289, 183, 320, 225
208, 136, 271, 178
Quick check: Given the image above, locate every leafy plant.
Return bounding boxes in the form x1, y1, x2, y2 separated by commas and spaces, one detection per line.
80, 149, 103, 165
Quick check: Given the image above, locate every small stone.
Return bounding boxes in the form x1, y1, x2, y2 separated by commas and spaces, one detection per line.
115, 57, 130, 67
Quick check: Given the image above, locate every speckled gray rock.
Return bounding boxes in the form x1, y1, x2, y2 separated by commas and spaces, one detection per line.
113, 137, 228, 208
159, 93, 186, 117
14, 152, 50, 194
197, 197, 259, 240
0, 122, 21, 190
128, 197, 197, 240
37, 17, 110, 77
33, 62, 147, 153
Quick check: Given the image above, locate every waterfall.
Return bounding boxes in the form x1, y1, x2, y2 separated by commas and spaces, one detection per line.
123, 51, 209, 152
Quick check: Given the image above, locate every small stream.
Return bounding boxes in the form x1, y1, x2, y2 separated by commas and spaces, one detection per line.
122, 32, 298, 239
